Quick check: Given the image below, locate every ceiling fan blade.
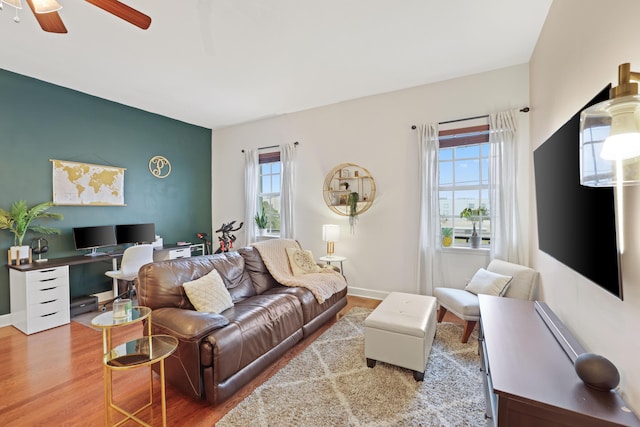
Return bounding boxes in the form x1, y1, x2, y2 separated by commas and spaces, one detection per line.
85, 0, 151, 30
26, 0, 67, 33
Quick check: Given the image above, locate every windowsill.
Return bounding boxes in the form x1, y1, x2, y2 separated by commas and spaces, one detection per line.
439, 246, 490, 255
256, 234, 279, 241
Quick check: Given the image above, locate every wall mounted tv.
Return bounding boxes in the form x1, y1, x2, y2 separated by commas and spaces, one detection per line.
115, 223, 156, 245
73, 225, 117, 256
533, 86, 622, 299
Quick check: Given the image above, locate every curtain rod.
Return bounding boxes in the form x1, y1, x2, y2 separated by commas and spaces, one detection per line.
241, 141, 299, 153
410, 107, 530, 130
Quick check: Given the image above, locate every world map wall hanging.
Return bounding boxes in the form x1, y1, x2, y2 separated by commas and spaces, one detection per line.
50, 159, 126, 206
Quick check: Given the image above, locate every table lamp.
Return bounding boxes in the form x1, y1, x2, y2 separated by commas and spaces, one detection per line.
322, 224, 340, 257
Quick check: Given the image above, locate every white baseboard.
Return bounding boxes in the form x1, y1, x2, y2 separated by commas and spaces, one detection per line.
347, 287, 387, 301
0, 313, 11, 328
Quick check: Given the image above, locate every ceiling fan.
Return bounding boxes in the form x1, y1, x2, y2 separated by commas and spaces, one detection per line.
1, 0, 151, 33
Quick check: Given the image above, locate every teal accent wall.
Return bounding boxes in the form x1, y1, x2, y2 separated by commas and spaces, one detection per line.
0, 69, 212, 315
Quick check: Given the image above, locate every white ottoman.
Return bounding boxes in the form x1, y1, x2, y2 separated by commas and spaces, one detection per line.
364, 292, 437, 381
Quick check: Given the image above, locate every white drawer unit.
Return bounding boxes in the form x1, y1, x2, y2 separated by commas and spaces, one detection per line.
153, 247, 191, 261
10, 265, 70, 335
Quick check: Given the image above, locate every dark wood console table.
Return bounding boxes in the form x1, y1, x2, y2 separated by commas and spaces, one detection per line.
478, 294, 640, 427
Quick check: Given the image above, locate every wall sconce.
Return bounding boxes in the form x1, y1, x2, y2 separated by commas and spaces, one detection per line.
322, 224, 340, 257
580, 63, 640, 187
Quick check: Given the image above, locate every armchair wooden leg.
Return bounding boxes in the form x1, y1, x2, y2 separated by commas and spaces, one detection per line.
437, 306, 447, 323
461, 320, 477, 343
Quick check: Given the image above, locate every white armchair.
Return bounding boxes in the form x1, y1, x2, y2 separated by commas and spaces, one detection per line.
433, 259, 538, 343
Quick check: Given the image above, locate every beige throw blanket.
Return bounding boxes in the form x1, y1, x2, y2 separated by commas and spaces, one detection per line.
252, 239, 347, 304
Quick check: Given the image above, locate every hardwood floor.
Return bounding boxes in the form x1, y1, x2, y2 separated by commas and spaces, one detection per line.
0, 296, 461, 426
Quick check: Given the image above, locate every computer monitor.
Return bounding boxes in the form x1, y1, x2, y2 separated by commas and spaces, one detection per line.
72, 225, 117, 256
115, 223, 156, 245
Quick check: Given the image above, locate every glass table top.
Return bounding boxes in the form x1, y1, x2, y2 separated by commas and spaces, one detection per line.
104, 335, 178, 369
91, 306, 152, 328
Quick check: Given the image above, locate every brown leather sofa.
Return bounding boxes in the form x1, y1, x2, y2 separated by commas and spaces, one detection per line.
136, 245, 348, 404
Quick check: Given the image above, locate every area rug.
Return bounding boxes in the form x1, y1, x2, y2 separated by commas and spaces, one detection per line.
217, 307, 485, 426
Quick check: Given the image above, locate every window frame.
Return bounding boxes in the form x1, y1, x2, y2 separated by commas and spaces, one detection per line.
257, 150, 282, 235
438, 124, 492, 249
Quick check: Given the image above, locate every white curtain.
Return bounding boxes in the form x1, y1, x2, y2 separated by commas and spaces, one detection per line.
244, 149, 259, 244
489, 109, 522, 263
417, 124, 442, 296
280, 142, 297, 238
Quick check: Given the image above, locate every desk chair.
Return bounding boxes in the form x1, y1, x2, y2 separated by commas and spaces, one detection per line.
433, 259, 538, 343
105, 244, 154, 299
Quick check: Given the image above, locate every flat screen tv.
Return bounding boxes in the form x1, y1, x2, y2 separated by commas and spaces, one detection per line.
533, 86, 622, 299
115, 223, 156, 245
72, 225, 117, 256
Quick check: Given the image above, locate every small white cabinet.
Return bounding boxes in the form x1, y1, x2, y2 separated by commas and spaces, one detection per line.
10, 265, 70, 335
153, 243, 205, 261
153, 247, 191, 261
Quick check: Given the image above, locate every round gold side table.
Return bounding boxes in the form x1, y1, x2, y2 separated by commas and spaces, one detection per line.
91, 307, 177, 426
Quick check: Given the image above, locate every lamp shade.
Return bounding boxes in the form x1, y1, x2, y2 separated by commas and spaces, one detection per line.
2, 0, 23, 9
322, 224, 340, 242
32, 0, 61, 13
580, 94, 640, 187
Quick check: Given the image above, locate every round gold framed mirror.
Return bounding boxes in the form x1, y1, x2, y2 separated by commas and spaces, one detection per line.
323, 163, 376, 216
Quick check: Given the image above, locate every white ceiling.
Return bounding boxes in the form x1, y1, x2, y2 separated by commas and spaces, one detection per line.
0, 0, 552, 130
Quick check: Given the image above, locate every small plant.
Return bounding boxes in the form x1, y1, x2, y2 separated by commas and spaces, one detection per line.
0, 200, 63, 246
459, 206, 488, 223
254, 208, 268, 229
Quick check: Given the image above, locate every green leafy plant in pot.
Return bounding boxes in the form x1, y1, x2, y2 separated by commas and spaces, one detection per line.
460, 206, 488, 249
254, 207, 268, 235
347, 192, 359, 233
0, 200, 63, 262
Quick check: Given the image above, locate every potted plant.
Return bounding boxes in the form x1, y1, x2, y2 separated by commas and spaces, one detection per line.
254, 208, 268, 235
0, 200, 63, 262
460, 206, 488, 249
441, 227, 453, 247
347, 192, 359, 233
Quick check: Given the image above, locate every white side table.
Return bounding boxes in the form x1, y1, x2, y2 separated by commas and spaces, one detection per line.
319, 255, 347, 275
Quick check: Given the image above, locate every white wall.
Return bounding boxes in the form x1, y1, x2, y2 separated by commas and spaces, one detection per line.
212, 64, 530, 298
530, 0, 640, 412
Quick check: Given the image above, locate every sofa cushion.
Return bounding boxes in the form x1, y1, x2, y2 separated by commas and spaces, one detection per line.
464, 268, 512, 296
285, 247, 322, 276
137, 252, 256, 310
183, 269, 234, 314
487, 259, 538, 300
238, 246, 279, 294
203, 293, 303, 381
434, 287, 480, 319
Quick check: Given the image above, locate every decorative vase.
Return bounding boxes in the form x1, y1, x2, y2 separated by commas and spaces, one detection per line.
18, 245, 30, 259
470, 223, 480, 249
9, 246, 20, 262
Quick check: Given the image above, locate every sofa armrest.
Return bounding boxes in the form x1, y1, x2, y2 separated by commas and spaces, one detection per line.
150, 307, 229, 341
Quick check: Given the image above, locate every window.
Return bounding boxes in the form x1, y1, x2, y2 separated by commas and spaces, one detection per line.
258, 151, 281, 234
438, 125, 491, 248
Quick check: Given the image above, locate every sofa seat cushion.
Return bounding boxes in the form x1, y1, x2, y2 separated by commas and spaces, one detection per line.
433, 287, 480, 320
202, 293, 303, 382
263, 284, 348, 325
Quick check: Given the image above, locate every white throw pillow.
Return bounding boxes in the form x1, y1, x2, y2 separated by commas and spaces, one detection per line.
286, 247, 322, 276
464, 268, 513, 296
183, 269, 234, 314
